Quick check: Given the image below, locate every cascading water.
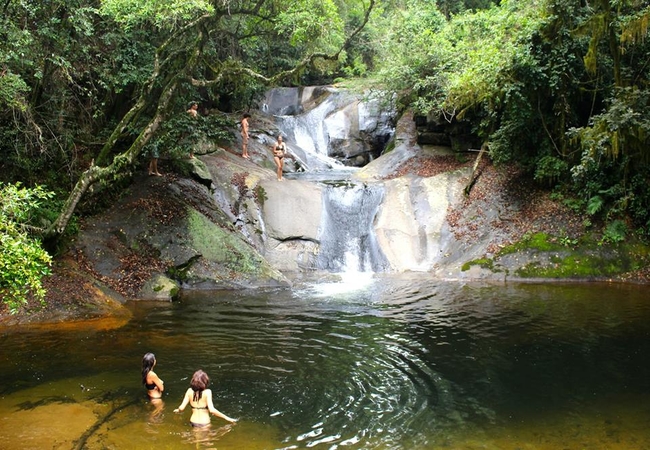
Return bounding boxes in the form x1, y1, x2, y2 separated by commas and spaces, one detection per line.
317, 182, 390, 273
274, 95, 350, 172
263, 86, 395, 274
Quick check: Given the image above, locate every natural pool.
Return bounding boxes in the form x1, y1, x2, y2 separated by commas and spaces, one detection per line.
1, 274, 649, 449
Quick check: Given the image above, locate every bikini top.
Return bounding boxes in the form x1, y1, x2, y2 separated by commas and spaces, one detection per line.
145, 382, 157, 390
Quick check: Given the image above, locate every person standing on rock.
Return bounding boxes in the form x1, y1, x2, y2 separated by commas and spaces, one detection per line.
147, 141, 162, 176
241, 113, 251, 159
272, 135, 286, 181
186, 101, 199, 159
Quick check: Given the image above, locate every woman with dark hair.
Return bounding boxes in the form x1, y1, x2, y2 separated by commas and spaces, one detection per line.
173, 370, 237, 426
142, 352, 164, 399
272, 135, 286, 181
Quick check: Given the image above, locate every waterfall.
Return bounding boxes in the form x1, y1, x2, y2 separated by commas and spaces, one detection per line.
317, 182, 390, 273
275, 100, 349, 171
262, 86, 396, 274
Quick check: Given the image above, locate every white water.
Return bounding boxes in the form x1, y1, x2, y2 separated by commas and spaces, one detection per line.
264, 87, 393, 274
317, 182, 389, 273
274, 94, 349, 171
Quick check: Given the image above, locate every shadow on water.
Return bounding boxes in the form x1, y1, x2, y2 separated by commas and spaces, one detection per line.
1, 275, 650, 449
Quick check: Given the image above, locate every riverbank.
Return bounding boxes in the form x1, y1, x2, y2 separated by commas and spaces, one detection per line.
2, 153, 649, 326
0, 255, 131, 326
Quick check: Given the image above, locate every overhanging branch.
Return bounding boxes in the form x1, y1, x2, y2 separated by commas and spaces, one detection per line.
191, 0, 375, 87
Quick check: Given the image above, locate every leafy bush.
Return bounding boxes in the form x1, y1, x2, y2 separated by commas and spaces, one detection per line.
534, 155, 569, 185
602, 220, 627, 244
586, 195, 604, 216
0, 183, 54, 314
151, 111, 236, 159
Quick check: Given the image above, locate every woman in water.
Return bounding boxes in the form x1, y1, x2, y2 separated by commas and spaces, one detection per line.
173, 369, 237, 426
142, 352, 164, 399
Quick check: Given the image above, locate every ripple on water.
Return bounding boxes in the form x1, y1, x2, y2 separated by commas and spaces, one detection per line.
2, 278, 650, 449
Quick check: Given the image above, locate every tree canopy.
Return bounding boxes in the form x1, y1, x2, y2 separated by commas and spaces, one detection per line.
374, 0, 650, 238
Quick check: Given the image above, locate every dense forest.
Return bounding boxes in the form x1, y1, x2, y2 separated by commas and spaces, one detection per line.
1, 0, 650, 311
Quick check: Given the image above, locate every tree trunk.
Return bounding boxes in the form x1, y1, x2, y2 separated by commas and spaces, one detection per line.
47, 79, 176, 236
46, 1, 376, 238
464, 141, 488, 196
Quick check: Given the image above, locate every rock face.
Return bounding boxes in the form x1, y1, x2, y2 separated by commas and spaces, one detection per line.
262, 86, 396, 168
73, 155, 290, 301
78, 85, 602, 306
355, 110, 477, 273
72, 88, 478, 301
373, 173, 464, 272
261, 179, 323, 271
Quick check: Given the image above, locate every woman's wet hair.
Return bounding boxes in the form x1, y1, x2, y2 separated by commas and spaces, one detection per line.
190, 369, 210, 402
142, 352, 156, 386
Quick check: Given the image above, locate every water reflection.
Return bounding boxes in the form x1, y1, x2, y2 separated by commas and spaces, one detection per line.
0, 276, 649, 449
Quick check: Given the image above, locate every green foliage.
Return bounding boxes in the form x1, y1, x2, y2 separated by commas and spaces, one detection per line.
514, 251, 629, 279
461, 232, 650, 279
341, 55, 368, 78
498, 232, 557, 256
602, 219, 627, 244
572, 87, 650, 162
97, 31, 157, 95
373, 1, 448, 109
461, 257, 494, 271
587, 195, 604, 216
436, 0, 499, 18
0, 0, 161, 188
99, 0, 214, 29
276, 0, 343, 50
151, 110, 236, 158
253, 185, 268, 208
0, 183, 54, 314
534, 155, 569, 185
570, 87, 650, 232
0, 71, 29, 111
559, 235, 578, 247
374, 0, 550, 151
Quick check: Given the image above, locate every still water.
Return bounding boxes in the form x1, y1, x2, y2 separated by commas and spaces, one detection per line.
1, 274, 649, 449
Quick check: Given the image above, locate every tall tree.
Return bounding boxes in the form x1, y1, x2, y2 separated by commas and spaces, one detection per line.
46, 0, 376, 236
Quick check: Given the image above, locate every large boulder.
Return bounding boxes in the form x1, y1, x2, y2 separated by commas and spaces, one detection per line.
374, 172, 468, 271
261, 178, 323, 271
73, 159, 289, 299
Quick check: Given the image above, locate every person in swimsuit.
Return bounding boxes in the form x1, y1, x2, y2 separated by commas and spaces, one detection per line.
272, 135, 286, 181
142, 352, 164, 399
147, 142, 162, 176
241, 113, 251, 159
173, 369, 237, 427
186, 102, 199, 159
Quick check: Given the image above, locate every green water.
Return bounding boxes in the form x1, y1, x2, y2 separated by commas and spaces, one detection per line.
1, 275, 649, 449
